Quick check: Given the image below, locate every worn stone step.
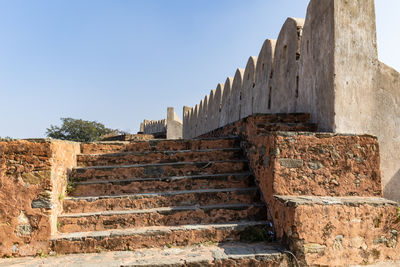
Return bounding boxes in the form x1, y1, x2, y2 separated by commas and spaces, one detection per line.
69, 173, 255, 197
57, 203, 267, 233
252, 113, 311, 124
51, 221, 271, 254
1, 242, 291, 266
80, 137, 240, 155
77, 147, 243, 167
255, 122, 318, 134
71, 160, 249, 182
63, 187, 260, 213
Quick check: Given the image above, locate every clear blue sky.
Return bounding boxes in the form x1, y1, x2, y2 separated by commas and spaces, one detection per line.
0, 0, 398, 139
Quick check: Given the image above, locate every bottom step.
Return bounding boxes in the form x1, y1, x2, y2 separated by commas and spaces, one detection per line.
0, 242, 291, 267
51, 221, 272, 254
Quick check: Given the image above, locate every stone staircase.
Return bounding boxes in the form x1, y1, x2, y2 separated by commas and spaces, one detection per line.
50, 137, 291, 265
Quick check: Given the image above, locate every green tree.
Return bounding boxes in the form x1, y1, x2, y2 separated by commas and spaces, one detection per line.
46, 118, 119, 142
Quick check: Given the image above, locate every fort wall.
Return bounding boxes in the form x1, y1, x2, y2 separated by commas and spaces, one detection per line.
182, 0, 400, 201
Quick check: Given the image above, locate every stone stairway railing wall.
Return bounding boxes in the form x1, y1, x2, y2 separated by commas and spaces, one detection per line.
0, 139, 80, 256
182, 0, 400, 202
196, 113, 400, 266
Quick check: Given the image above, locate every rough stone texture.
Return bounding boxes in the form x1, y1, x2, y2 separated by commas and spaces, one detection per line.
200, 113, 316, 139
0, 242, 290, 267
62, 188, 259, 213
199, 113, 400, 266
71, 160, 248, 182
70, 173, 254, 197
253, 39, 276, 114
240, 56, 257, 119
202, 115, 380, 198
57, 204, 266, 233
272, 196, 400, 266
271, 18, 304, 114
77, 148, 243, 167
51, 222, 269, 254
0, 139, 79, 257
80, 137, 239, 155
269, 133, 381, 197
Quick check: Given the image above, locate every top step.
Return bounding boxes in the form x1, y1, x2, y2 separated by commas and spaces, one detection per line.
81, 137, 240, 155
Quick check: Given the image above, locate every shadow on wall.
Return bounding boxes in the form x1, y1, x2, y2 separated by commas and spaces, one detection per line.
384, 170, 400, 203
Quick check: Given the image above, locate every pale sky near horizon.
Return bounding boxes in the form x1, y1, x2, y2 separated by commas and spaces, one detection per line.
0, 0, 398, 139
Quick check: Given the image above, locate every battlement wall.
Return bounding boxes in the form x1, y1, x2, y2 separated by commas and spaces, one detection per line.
141, 107, 183, 139
182, 0, 400, 202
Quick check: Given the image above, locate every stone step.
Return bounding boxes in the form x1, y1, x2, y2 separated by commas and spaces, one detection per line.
252, 112, 311, 124
51, 221, 272, 255
255, 122, 318, 134
57, 203, 267, 233
69, 173, 255, 197
80, 137, 240, 155
1, 242, 291, 266
63, 187, 260, 213
77, 147, 243, 167
70, 160, 249, 182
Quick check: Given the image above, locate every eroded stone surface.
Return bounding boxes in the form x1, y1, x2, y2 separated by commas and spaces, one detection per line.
63, 188, 259, 213
0, 139, 79, 257
77, 148, 243, 167
70, 173, 254, 197
0, 242, 289, 267
71, 160, 249, 182
57, 204, 266, 233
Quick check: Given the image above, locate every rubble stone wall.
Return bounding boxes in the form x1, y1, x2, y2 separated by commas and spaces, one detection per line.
200, 113, 400, 266
0, 139, 79, 257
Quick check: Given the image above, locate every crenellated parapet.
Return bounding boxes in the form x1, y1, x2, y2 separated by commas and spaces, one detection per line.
182, 0, 400, 202
141, 107, 183, 139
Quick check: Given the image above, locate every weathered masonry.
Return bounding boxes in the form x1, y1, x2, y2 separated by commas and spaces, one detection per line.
1, 0, 400, 266
182, 0, 400, 203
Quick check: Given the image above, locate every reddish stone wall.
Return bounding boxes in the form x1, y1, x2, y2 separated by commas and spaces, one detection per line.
272, 196, 400, 266
202, 113, 399, 266
202, 114, 381, 198
0, 139, 79, 257
249, 133, 381, 198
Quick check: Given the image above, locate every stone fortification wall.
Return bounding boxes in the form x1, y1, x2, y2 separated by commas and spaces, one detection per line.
182, 0, 400, 202
141, 119, 166, 136
0, 139, 79, 257
141, 107, 183, 139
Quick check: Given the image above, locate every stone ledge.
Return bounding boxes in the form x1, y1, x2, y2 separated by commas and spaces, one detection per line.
274, 195, 398, 207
